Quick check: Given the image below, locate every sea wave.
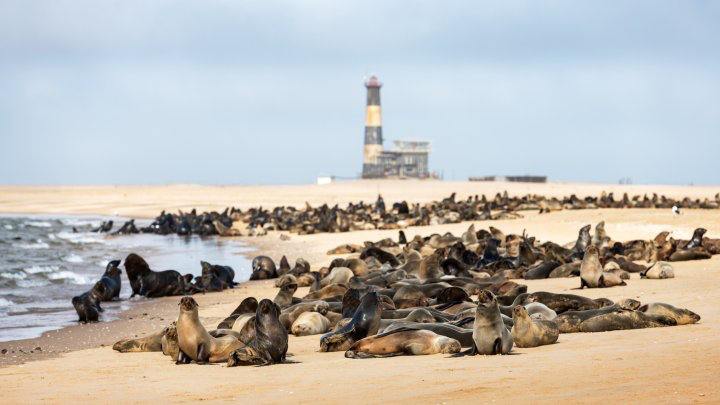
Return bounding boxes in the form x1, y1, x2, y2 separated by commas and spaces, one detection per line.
60, 218, 102, 228
0, 271, 26, 280
3, 224, 13, 230
62, 254, 84, 263
47, 271, 93, 285
56, 231, 106, 245
0, 298, 15, 308
24, 221, 53, 228
13, 240, 50, 249
24, 265, 60, 274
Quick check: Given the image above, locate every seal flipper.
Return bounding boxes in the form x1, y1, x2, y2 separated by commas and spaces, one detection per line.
175, 350, 191, 365
196, 343, 209, 364
580, 278, 589, 289
492, 338, 502, 355
452, 342, 478, 357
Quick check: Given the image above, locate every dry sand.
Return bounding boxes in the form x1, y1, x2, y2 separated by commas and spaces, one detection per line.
1, 181, 719, 403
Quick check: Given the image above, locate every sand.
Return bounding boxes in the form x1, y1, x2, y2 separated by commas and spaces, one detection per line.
1, 181, 719, 403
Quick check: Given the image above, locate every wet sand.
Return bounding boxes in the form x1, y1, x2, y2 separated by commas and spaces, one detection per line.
1, 182, 719, 403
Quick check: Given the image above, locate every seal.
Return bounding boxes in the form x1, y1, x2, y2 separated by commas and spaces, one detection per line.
216, 297, 258, 329
458, 290, 513, 355
200, 261, 236, 287
383, 322, 474, 347
510, 305, 559, 347
71, 284, 103, 323
95, 260, 122, 301
578, 310, 676, 332
345, 328, 461, 358
580, 246, 626, 288
291, 311, 331, 336
320, 267, 354, 288
250, 256, 278, 280
124, 253, 187, 298
273, 282, 301, 309
227, 299, 289, 366
392, 285, 429, 309
280, 300, 330, 330
113, 322, 177, 356
378, 308, 435, 331
640, 262, 675, 279
320, 292, 382, 352
638, 303, 700, 325
518, 291, 606, 314
176, 296, 245, 364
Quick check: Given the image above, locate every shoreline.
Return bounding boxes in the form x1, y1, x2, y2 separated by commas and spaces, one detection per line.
0, 233, 263, 368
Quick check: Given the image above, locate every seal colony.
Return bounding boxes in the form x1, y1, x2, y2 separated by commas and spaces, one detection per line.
113, 222, 704, 366
90, 191, 720, 237
71, 254, 238, 323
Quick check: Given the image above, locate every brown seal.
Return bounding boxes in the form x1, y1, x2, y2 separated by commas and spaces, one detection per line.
345, 328, 460, 358
510, 306, 559, 347
176, 296, 245, 364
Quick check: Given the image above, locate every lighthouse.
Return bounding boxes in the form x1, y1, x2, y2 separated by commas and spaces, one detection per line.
362, 75, 384, 178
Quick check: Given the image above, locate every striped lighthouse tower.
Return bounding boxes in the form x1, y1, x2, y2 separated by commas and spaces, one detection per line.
362, 75, 384, 178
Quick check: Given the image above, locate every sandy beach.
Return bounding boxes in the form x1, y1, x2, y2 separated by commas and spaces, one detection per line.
1, 181, 719, 403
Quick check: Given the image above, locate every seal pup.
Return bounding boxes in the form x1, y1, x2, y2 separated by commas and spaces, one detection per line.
510, 306, 559, 348
227, 299, 288, 366
638, 303, 700, 325
345, 328, 461, 358
320, 292, 382, 352
280, 300, 330, 330
580, 246, 626, 288
291, 311, 331, 336
640, 262, 674, 279
457, 290, 513, 355
176, 297, 245, 364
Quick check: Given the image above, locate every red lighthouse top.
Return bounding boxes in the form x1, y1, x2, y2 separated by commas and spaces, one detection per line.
365, 75, 382, 88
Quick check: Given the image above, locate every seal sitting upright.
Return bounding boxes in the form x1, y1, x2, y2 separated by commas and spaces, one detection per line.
457, 290, 513, 355
176, 296, 245, 364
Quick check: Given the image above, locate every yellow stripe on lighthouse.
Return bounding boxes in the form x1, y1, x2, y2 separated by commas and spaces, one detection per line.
365, 105, 382, 127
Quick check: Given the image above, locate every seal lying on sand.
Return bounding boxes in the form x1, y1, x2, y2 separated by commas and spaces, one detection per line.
227, 299, 288, 366
345, 328, 461, 358
291, 311, 331, 336
638, 303, 700, 325
176, 297, 245, 364
383, 322, 474, 347
578, 310, 676, 333
113, 322, 178, 356
320, 292, 382, 352
511, 306, 559, 347
456, 290, 513, 355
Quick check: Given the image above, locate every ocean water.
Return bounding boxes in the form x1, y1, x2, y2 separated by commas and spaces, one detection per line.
0, 215, 251, 342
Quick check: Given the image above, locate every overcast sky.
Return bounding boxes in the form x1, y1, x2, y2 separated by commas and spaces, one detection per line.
1, 1, 718, 185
